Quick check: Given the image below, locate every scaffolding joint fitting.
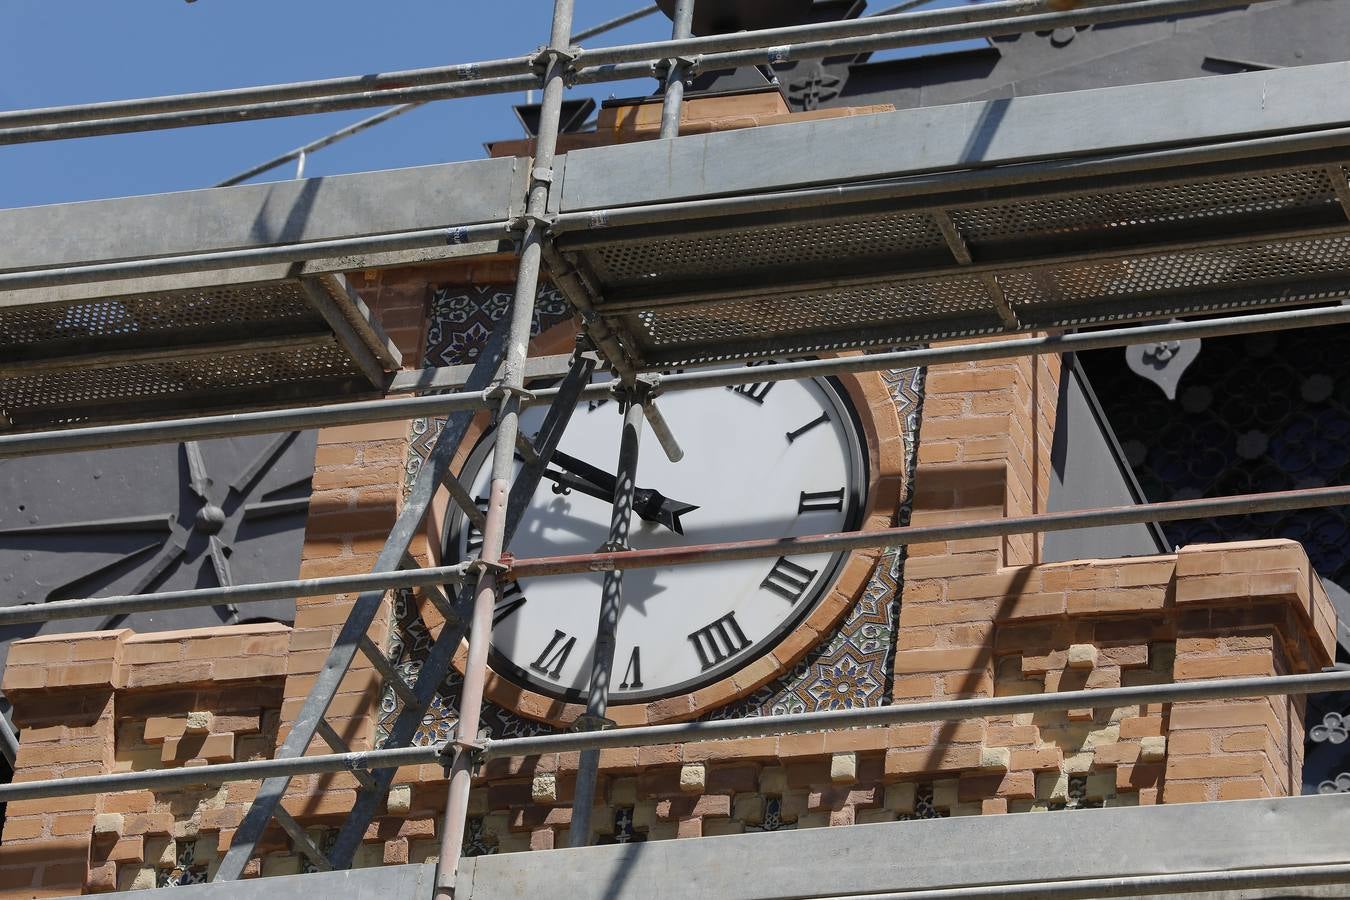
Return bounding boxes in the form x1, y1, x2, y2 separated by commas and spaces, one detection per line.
531, 45, 580, 78
466, 558, 509, 578
656, 55, 702, 79
571, 714, 616, 733
481, 382, 537, 405
438, 735, 487, 776
508, 211, 557, 233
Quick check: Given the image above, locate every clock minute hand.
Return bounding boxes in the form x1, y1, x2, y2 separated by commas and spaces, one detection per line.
544, 449, 700, 535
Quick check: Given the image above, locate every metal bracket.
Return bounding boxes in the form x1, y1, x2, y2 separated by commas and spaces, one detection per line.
438, 736, 487, 776
655, 55, 702, 79
531, 45, 580, 77
571, 714, 616, 733
466, 558, 509, 578
481, 382, 537, 404
508, 212, 558, 233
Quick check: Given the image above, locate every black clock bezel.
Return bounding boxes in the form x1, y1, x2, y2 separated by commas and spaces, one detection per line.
443, 368, 869, 705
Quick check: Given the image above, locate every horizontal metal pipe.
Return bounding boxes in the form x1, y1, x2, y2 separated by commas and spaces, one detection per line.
5, 303, 1350, 457
0, 58, 536, 131
661, 0, 1273, 73
0, 742, 439, 802
0, 5, 652, 134
0, 0, 1269, 144
3, 669, 1348, 802
651, 305, 1350, 391
572, 0, 1251, 66
484, 670, 1350, 757
508, 483, 1350, 578
0, 221, 509, 291
0, 75, 544, 146
0, 562, 470, 627
825, 864, 1350, 900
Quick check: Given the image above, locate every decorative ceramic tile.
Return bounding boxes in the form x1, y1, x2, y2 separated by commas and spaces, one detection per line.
899, 783, 946, 821
463, 817, 497, 857
746, 796, 794, 833
156, 841, 208, 888
378, 284, 922, 744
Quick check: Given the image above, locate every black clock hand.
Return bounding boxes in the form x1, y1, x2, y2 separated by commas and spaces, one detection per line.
542, 449, 700, 535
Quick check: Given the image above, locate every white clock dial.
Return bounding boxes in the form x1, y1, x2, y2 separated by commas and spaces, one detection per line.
448, 362, 867, 703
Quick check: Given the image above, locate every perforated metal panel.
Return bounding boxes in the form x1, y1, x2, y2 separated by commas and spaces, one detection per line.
587, 209, 949, 287
0, 274, 398, 430
559, 161, 1350, 367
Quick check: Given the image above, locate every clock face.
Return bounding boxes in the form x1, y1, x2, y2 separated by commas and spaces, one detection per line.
447, 363, 867, 704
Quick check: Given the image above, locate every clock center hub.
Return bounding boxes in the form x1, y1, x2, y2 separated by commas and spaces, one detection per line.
195, 503, 227, 535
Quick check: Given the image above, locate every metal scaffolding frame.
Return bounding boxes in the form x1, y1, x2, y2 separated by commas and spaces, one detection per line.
5, 1, 1350, 897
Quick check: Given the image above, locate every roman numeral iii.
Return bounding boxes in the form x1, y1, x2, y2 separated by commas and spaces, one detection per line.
760, 557, 819, 603
798, 488, 845, 513
529, 629, 576, 680
688, 612, 752, 671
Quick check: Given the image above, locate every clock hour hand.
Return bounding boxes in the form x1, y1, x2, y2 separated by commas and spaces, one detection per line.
541, 449, 699, 535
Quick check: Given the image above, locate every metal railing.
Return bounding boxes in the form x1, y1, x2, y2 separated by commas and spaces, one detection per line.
0, 0, 1279, 145
4, 669, 1349, 803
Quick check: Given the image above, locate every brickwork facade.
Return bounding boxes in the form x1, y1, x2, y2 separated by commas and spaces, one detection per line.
0, 96, 1340, 895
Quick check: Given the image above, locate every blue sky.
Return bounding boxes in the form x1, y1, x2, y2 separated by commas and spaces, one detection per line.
0, 2, 966, 211
0, 1, 675, 209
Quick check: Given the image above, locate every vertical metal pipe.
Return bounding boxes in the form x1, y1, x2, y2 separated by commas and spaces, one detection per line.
0, 712, 18, 768
434, 0, 575, 895
567, 393, 645, 846
658, 0, 696, 139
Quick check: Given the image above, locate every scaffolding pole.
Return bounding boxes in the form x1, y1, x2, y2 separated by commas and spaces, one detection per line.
4, 669, 1350, 803
434, 0, 576, 894
0, 562, 470, 627
509, 482, 1350, 579
567, 388, 646, 847
0, 0, 1277, 144
7, 303, 1350, 459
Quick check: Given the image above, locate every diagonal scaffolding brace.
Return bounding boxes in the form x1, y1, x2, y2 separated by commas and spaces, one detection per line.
212, 315, 513, 881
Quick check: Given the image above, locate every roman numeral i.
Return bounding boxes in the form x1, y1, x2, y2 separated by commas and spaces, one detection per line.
688, 612, 752, 671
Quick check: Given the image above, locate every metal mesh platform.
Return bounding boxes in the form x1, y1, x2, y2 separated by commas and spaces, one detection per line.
0, 273, 399, 430
557, 161, 1350, 367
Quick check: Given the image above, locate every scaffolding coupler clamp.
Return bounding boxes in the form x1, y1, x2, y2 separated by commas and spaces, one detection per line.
571, 714, 617, 733
657, 54, 701, 79
509, 211, 557, 233
531, 45, 581, 81
481, 382, 537, 405
465, 558, 510, 579
439, 735, 487, 776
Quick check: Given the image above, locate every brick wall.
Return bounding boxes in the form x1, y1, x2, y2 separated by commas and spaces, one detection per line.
0, 625, 288, 895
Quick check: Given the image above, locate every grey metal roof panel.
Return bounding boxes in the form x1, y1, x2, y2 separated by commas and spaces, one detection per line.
557, 60, 1350, 211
